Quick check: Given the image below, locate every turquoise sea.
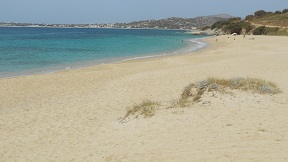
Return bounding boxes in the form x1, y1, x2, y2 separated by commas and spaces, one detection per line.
0, 27, 207, 77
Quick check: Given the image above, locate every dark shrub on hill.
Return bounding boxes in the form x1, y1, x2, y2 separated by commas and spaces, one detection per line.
245, 15, 254, 21
245, 25, 253, 33
253, 26, 280, 35
224, 23, 242, 34
211, 20, 229, 30
229, 17, 241, 22
239, 22, 253, 33
254, 10, 267, 18
275, 11, 282, 14
253, 26, 266, 35
282, 9, 288, 13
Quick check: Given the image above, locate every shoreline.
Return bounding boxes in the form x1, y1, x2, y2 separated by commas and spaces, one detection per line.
1, 35, 288, 161
0, 36, 209, 79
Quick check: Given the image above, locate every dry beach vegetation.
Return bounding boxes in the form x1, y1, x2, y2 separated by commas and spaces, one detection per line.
121, 77, 281, 120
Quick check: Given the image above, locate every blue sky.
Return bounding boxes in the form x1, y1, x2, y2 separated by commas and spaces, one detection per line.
1, 0, 288, 24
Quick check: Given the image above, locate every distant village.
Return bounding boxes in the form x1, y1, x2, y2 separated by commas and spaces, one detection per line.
0, 22, 197, 30
0, 16, 229, 30
0, 22, 116, 29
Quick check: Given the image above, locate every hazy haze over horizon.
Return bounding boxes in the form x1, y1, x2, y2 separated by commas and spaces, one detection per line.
1, 0, 288, 24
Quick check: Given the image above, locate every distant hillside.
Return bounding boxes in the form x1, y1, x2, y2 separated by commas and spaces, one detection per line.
249, 12, 288, 28
207, 9, 288, 36
247, 9, 288, 35
0, 14, 233, 30
114, 15, 232, 29
0, 14, 234, 30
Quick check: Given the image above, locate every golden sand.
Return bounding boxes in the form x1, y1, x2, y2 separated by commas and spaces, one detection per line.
1, 35, 288, 161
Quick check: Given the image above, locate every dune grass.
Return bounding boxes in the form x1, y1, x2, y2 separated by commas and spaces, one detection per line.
206, 77, 280, 94
174, 77, 280, 108
123, 100, 160, 119
121, 77, 281, 120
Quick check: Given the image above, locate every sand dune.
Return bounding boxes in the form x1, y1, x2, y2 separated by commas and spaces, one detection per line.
1, 35, 288, 161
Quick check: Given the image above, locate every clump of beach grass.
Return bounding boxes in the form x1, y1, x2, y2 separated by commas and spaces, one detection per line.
123, 100, 160, 119
173, 77, 281, 108
206, 77, 281, 94
120, 77, 281, 121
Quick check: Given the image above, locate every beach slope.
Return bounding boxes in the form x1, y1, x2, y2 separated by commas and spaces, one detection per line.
1, 35, 288, 161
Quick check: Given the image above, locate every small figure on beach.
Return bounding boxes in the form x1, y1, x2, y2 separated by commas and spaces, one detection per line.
216, 37, 218, 42
243, 34, 246, 38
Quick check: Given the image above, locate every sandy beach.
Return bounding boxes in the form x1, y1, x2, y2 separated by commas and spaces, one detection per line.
1, 35, 288, 161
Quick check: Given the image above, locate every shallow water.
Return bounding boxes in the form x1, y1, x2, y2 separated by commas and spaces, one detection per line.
0, 27, 207, 77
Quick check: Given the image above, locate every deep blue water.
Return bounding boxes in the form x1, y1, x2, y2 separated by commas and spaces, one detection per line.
0, 27, 207, 77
